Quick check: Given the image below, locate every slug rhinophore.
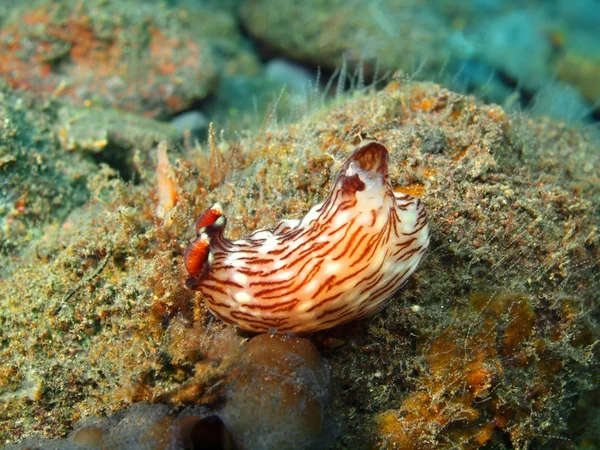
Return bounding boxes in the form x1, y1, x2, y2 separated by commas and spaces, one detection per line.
184, 141, 430, 333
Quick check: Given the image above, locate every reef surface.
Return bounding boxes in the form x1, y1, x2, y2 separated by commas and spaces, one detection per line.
0, 78, 599, 448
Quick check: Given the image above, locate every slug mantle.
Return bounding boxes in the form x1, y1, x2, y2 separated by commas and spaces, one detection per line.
184, 141, 430, 333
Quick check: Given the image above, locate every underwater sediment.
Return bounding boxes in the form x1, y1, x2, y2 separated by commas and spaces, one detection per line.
0, 79, 598, 448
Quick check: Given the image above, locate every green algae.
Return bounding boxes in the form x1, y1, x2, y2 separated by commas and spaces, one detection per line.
0, 79, 598, 448
0, 83, 188, 259
0, 82, 93, 256
56, 105, 180, 181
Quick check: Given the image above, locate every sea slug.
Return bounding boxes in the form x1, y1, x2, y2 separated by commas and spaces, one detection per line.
184, 141, 430, 333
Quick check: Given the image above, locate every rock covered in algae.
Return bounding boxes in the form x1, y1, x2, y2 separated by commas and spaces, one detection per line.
240, 0, 450, 78
4, 402, 235, 449
0, 83, 187, 256
55, 105, 181, 181
2, 335, 332, 450
0, 82, 94, 255
0, 79, 598, 448
0, 0, 219, 118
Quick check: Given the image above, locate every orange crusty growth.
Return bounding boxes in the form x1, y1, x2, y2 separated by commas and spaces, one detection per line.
374, 292, 568, 449
0, 3, 215, 117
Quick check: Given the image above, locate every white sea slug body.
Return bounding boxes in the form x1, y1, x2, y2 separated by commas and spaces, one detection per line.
184, 141, 430, 333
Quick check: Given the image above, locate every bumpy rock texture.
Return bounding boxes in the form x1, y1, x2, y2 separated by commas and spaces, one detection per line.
0, 83, 93, 255
240, 0, 450, 77
0, 80, 598, 448
0, 83, 181, 256
0, 0, 219, 118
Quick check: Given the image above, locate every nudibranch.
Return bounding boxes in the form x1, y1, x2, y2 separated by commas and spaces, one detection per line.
184, 141, 430, 333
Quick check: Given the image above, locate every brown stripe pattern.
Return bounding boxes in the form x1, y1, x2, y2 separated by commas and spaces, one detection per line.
185, 141, 430, 333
